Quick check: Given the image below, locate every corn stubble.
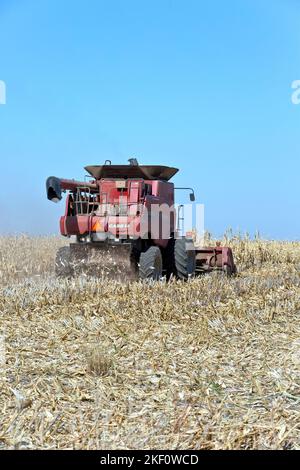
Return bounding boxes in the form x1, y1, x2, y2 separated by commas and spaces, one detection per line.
0, 234, 300, 449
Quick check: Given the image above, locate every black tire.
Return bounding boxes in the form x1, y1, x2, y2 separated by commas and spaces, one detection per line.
174, 238, 196, 280
55, 246, 74, 277
139, 246, 163, 281
162, 237, 176, 280
129, 242, 141, 277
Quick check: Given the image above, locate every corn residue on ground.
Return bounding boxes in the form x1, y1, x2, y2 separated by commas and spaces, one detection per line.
0, 235, 300, 449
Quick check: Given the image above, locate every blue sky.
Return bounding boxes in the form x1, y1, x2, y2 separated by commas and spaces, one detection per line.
0, 0, 299, 238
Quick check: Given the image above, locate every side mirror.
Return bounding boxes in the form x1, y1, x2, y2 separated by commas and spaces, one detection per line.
175, 187, 196, 202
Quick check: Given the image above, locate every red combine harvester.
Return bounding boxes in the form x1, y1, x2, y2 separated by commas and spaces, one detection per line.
46, 160, 236, 280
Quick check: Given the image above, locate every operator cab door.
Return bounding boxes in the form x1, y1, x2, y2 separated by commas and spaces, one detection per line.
128, 180, 142, 216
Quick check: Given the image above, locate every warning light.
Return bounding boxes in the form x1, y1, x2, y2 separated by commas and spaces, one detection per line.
92, 221, 103, 232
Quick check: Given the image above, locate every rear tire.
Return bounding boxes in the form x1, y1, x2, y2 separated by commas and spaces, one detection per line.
175, 238, 196, 280
139, 246, 163, 281
55, 246, 74, 277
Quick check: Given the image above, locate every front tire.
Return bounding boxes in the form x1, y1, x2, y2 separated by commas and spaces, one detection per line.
139, 246, 163, 281
174, 238, 196, 280
162, 237, 176, 280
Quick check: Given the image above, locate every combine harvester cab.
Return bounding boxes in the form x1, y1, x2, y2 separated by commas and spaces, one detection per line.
46, 159, 236, 280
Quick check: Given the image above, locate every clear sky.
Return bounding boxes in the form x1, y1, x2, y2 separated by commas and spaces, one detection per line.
0, 0, 299, 239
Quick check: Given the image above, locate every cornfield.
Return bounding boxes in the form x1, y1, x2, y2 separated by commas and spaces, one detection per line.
0, 234, 300, 449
